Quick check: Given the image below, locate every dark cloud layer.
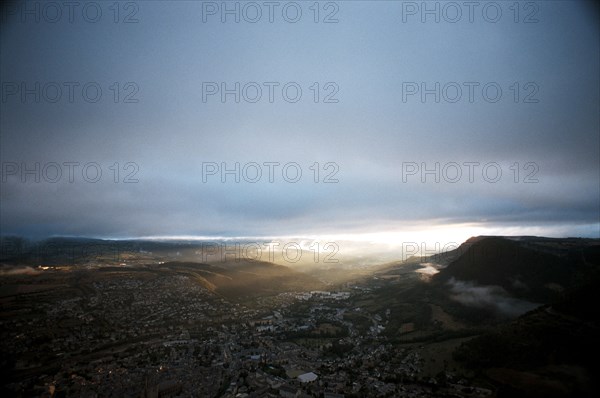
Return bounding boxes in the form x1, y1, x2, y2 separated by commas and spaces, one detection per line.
1, 1, 598, 240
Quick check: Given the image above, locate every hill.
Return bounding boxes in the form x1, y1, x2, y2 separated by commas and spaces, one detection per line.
157, 260, 325, 299
433, 236, 600, 302
453, 276, 600, 397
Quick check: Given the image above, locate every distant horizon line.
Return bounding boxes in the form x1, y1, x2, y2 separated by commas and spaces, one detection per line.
2, 233, 598, 242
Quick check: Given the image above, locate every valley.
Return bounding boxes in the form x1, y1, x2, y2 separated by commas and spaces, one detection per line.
1, 236, 599, 397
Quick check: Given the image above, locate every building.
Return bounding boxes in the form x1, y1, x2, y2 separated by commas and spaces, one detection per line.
279, 385, 299, 397
297, 372, 318, 383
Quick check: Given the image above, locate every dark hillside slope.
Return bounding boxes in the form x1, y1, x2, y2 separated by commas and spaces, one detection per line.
453, 276, 600, 398
159, 260, 325, 299
434, 237, 597, 302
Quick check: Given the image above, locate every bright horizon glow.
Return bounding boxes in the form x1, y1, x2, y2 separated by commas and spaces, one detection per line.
122, 222, 599, 256
8, 222, 597, 267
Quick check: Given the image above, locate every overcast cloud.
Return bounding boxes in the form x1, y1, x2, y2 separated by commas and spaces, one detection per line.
1, 1, 598, 243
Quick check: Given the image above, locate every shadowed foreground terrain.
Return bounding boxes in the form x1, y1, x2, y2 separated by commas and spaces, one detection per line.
0, 236, 598, 397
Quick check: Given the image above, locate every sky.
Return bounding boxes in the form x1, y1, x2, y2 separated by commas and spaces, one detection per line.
0, 0, 599, 251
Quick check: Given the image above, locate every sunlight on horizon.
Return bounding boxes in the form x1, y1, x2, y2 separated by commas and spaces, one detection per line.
133, 222, 599, 259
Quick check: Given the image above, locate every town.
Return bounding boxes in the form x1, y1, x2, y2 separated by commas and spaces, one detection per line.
1, 261, 492, 398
